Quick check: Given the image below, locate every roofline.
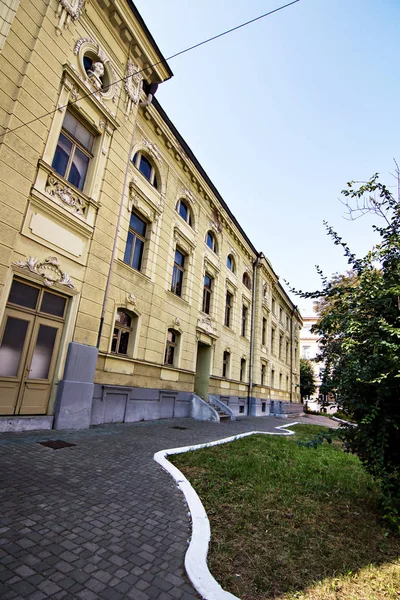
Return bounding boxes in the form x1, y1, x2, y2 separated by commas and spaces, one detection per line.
126, 1, 173, 80
152, 97, 257, 254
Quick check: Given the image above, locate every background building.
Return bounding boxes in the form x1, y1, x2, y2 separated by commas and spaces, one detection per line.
0, 0, 302, 431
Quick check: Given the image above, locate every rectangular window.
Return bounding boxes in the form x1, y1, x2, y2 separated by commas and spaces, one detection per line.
271, 369, 275, 389
222, 351, 230, 378
203, 274, 213, 314
302, 345, 310, 359
262, 317, 267, 346
240, 358, 246, 382
272, 298, 276, 314
262, 402, 266, 413
52, 110, 94, 191
279, 334, 283, 359
271, 328, 275, 354
164, 329, 178, 366
241, 305, 248, 338
286, 376, 289, 391
225, 292, 232, 327
286, 340, 289, 363
171, 249, 185, 296
261, 363, 266, 386
124, 212, 147, 271
279, 373, 283, 389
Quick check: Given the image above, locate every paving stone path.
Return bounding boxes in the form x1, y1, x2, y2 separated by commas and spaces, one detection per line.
0, 414, 336, 600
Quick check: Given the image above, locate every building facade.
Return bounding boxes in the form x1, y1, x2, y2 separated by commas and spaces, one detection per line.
0, 0, 302, 431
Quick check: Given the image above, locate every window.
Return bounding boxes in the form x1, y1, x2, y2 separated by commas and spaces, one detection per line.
227, 254, 235, 272
262, 401, 266, 413
271, 369, 275, 388
242, 272, 251, 290
272, 298, 276, 314
176, 199, 192, 226
241, 305, 248, 337
132, 152, 158, 189
240, 358, 246, 382
206, 231, 216, 253
202, 274, 213, 314
302, 345, 310, 359
262, 317, 267, 346
222, 351, 230, 378
164, 329, 179, 366
286, 340, 289, 363
52, 110, 94, 191
271, 327, 275, 354
225, 292, 232, 327
279, 335, 283, 359
111, 310, 133, 355
295, 344, 298, 363
279, 373, 283, 389
279, 306, 283, 323
124, 211, 147, 271
286, 376, 289, 392
261, 363, 266, 386
171, 248, 185, 297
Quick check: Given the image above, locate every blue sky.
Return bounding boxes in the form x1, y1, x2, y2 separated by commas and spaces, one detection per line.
134, 0, 399, 314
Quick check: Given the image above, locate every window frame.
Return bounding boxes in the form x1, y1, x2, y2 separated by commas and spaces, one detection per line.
164, 328, 179, 366
222, 350, 230, 378
52, 110, 94, 192
176, 198, 192, 227
206, 231, 217, 253
171, 248, 185, 297
202, 273, 213, 314
240, 358, 246, 382
225, 291, 232, 328
242, 272, 251, 290
261, 363, 266, 386
262, 317, 267, 346
226, 254, 235, 272
123, 211, 147, 272
132, 151, 158, 189
241, 305, 248, 338
111, 309, 133, 356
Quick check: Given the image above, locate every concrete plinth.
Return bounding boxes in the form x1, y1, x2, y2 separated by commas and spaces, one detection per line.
54, 342, 98, 430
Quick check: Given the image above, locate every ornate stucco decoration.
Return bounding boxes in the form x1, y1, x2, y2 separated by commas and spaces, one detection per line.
210, 209, 223, 233
173, 317, 181, 327
73, 38, 118, 103
46, 175, 87, 216
181, 186, 196, 204
142, 138, 161, 163
124, 59, 142, 114
197, 315, 217, 337
126, 293, 137, 306
14, 256, 75, 289
55, 0, 84, 35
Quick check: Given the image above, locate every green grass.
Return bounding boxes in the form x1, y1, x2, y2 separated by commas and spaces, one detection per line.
171, 425, 400, 600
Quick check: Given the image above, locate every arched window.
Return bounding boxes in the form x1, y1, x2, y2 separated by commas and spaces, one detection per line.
226, 254, 235, 272
176, 199, 192, 226
206, 231, 217, 253
132, 151, 158, 189
242, 272, 252, 290
112, 309, 134, 356
164, 329, 180, 366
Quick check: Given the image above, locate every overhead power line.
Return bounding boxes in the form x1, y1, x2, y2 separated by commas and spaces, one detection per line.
0, 0, 300, 140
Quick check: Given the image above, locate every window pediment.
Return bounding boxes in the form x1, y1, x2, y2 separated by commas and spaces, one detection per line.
173, 226, 195, 255
128, 180, 161, 222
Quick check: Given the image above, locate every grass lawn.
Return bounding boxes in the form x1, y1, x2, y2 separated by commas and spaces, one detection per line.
171, 425, 400, 600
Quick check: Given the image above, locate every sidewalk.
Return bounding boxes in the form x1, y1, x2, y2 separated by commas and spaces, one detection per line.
0, 414, 336, 600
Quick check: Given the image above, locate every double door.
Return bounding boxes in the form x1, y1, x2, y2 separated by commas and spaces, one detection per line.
0, 279, 67, 415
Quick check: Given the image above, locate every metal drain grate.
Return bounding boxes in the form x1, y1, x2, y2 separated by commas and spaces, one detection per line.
38, 440, 76, 450
170, 426, 188, 430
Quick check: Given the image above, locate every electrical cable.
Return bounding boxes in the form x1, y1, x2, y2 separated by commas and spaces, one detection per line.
0, 0, 300, 140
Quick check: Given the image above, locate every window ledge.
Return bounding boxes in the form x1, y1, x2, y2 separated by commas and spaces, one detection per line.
165, 290, 190, 306
116, 259, 154, 284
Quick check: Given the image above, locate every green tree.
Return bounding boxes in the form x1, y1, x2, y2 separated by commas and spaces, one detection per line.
300, 358, 316, 401
294, 174, 400, 530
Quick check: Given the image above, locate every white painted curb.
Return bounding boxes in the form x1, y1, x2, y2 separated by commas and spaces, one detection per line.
154, 422, 299, 600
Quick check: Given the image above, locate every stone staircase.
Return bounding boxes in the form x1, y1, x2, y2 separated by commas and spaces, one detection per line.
208, 394, 235, 422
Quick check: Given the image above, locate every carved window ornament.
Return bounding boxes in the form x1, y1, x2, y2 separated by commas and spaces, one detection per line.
73, 38, 118, 103
55, 0, 85, 35
142, 138, 162, 163
124, 59, 142, 114
46, 174, 87, 217
13, 256, 75, 289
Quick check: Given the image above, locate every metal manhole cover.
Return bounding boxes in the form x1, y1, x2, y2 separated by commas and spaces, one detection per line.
38, 440, 76, 450
171, 426, 188, 430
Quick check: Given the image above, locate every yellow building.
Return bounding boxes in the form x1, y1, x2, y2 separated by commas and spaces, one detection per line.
0, 0, 302, 431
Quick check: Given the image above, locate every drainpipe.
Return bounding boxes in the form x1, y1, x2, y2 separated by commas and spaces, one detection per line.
96, 81, 159, 348
248, 251, 263, 415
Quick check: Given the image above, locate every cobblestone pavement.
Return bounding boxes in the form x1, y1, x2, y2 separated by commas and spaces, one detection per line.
0, 414, 336, 600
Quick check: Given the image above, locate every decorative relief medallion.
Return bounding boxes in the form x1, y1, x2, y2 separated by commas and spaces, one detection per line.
55, 0, 84, 35
173, 317, 181, 327
14, 256, 75, 289
73, 38, 118, 103
46, 175, 87, 216
124, 59, 142, 114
